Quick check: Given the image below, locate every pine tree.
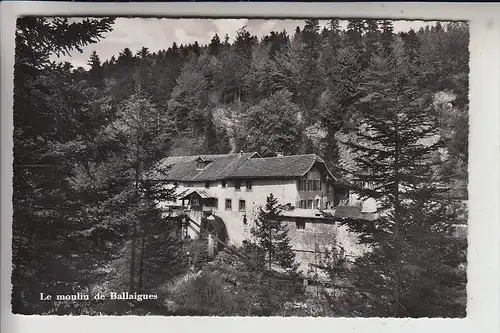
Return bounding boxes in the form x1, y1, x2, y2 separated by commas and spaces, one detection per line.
251, 194, 299, 274
108, 47, 137, 105
136, 182, 187, 292
399, 29, 420, 62
87, 50, 104, 89
334, 39, 466, 317
234, 25, 257, 58
297, 19, 323, 117
101, 87, 179, 292
261, 30, 289, 57
362, 19, 380, 67
346, 19, 365, 46
380, 20, 395, 51
208, 33, 222, 56
12, 16, 115, 314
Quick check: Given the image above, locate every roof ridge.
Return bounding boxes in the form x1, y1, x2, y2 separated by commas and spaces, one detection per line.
254, 154, 318, 160
169, 152, 257, 159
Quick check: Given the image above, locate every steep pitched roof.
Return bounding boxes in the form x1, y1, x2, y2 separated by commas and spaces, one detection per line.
227, 154, 329, 179
150, 152, 258, 181
150, 152, 336, 182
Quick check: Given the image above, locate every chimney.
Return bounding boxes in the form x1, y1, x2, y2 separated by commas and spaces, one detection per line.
276, 152, 284, 157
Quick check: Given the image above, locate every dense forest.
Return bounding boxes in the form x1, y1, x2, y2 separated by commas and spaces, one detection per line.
12, 17, 468, 317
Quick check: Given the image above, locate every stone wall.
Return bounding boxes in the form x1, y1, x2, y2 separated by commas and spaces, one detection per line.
284, 219, 370, 278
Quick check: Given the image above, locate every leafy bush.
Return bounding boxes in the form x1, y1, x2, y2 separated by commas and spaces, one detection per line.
168, 271, 237, 315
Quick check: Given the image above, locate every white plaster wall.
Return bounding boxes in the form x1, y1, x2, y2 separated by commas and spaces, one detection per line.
160, 178, 299, 246
214, 178, 299, 246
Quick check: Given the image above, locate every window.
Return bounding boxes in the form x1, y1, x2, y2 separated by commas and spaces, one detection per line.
239, 200, 246, 212
296, 221, 305, 230
196, 158, 211, 170
315, 199, 320, 209
298, 179, 307, 191
313, 179, 321, 191
307, 200, 313, 209
353, 180, 364, 188
205, 181, 210, 189
196, 161, 208, 170
191, 197, 200, 206
246, 180, 252, 191
307, 180, 320, 191
222, 180, 227, 188
299, 200, 306, 209
235, 180, 241, 191
225, 199, 232, 211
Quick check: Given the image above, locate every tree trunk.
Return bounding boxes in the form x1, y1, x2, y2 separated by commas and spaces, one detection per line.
138, 236, 146, 292
393, 118, 401, 317
129, 219, 137, 293
129, 134, 141, 293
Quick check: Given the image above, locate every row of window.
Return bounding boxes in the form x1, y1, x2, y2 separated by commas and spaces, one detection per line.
190, 197, 246, 212
225, 198, 246, 212
222, 180, 252, 191
298, 199, 321, 209
298, 179, 332, 193
199, 180, 253, 191
352, 180, 376, 189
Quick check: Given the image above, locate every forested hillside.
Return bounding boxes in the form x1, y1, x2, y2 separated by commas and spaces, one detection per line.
93, 20, 468, 174
12, 17, 468, 317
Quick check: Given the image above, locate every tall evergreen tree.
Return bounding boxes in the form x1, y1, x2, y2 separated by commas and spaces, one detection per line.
399, 29, 421, 62
261, 30, 289, 57
208, 33, 222, 56
362, 19, 380, 67
380, 20, 395, 50
87, 50, 104, 89
102, 87, 179, 292
135, 181, 186, 292
251, 194, 299, 274
333, 40, 466, 317
346, 19, 365, 46
12, 16, 115, 314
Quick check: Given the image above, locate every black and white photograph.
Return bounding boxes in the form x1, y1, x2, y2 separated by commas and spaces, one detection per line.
10, 15, 471, 318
